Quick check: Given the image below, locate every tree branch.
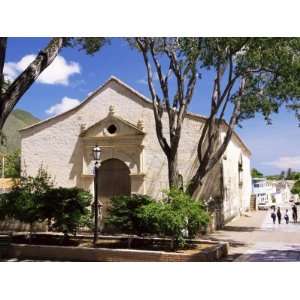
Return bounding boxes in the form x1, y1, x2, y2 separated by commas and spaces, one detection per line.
0, 37, 64, 129
136, 38, 170, 156
0, 37, 7, 94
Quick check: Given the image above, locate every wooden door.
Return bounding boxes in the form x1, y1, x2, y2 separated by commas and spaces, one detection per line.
97, 159, 131, 228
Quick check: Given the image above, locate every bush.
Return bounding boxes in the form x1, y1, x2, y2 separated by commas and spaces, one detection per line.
0, 167, 92, 236
4, 150, 21, 178
291, 180, 300, 195
0, 166, 54, 228
105, 194, 155, 234
138, 189, 210, 247
39, 187, 92, 236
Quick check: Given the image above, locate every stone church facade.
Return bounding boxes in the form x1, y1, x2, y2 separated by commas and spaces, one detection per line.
20, 76, 252, 229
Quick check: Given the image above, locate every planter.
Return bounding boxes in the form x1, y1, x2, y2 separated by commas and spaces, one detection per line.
7, 241, 228, 262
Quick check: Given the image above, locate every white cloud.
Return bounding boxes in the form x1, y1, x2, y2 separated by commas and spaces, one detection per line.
263, 156, 300, 169
46, 97, 81, 116
136, 78, 148, 85
4, 54, 80, 85
136, 72, 160, 85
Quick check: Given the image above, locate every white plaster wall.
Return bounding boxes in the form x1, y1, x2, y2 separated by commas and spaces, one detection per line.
221, 133, 251, 222
21, 80, 170, 198
21, 78, 251, 221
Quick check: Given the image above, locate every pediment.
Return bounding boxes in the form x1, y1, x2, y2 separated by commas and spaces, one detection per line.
80, 107, 145, 139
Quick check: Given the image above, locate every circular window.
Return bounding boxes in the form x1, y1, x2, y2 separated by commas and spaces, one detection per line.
107, 124, 117, 134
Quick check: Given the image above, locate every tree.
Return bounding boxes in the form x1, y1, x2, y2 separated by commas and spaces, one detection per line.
182, 38, 300, 196
133, 38, 199, 188
4, 150, 20, 178
133, 38, 300, 196
0, 37, 107, 131
286, 168, 293, 180
251, 168, 264, 178
291, 180, 300, 195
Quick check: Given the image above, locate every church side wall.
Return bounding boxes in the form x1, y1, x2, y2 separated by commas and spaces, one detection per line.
221, 133, 251, 222
21, 80, 251, 227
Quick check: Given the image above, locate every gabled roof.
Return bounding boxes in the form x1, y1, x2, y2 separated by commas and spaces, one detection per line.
79, 111, 145, 137
19, 75, 251, 155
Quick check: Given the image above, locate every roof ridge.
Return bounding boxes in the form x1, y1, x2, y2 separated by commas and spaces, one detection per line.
19, 75, 251, 155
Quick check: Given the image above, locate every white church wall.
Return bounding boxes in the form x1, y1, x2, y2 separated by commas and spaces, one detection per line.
221, 132, 251, 222
21, 77, 252, 226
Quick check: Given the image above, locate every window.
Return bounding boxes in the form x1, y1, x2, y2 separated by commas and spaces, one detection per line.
238, 154, 243, 186
107, 124, 117, 134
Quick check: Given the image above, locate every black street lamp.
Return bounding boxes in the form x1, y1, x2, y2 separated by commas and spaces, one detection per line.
92, 145, 101, 246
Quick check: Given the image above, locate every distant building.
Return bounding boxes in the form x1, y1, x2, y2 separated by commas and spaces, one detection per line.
252, 178, 276, 209
252, 178, 293, 209
271, 180, 292, 204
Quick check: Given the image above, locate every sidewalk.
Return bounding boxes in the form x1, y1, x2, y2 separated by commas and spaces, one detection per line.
204, 210, 268, 261
206, 208, 300, 261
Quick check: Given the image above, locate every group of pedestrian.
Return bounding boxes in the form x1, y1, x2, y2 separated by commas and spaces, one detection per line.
271, 204, 298, 224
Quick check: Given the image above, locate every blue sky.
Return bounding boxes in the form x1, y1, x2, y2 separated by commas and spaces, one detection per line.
4, 37, 300, 175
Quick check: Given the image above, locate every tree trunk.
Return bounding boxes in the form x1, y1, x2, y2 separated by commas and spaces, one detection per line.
167, 150, 183, 190
0, 37, 64, 130
168, 155, 178, 189
186, 166, 205, 196
0, 37, 7, 93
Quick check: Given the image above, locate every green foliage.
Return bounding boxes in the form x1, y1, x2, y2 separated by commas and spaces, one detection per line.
291, 180, 300, 195
64, 38, 109, 55
138, 189, 210, 246
105, 190, 209, 247
0, 166, 54, 226
0, 166, 92, 236
285, 168, 300, 180
105, 194, 154, 234
0, 185, 38, 225
267, 170, 300, 180
39, 187, 92, 236
181, 38, 300, 124
251, 168, 264, 178
4, 150, 20, 178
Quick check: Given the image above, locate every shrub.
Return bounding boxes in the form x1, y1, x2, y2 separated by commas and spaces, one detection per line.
0, 166, 54, 229
0, 167, 92, 236
291, 180, 300, 195
105, 194, 155, 234
138, 188, 210, 247
4, 150, 21, 178
39, 187, 92, 236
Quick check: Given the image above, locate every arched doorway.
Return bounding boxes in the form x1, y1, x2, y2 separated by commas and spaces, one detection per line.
97, 158, 131, 229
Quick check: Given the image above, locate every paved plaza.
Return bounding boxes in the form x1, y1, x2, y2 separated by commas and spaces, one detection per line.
207, 204, 300, 261
2, 205, 300, 262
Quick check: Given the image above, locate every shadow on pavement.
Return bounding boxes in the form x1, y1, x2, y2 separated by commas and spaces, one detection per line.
223, 226, 258, 232
203, 236, 246, 248
239, 249, 300, 262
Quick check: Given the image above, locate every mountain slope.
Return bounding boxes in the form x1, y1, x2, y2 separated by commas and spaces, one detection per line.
0, 109, 40, 154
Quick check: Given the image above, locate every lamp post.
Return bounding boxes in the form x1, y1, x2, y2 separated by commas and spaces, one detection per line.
92, 145, 101, 246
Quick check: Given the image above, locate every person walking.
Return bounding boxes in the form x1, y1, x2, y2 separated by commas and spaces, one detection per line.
292, 204, 298, 223
284, 209, 289, 224
271, 209, 276, 224
277, 207, 282, 224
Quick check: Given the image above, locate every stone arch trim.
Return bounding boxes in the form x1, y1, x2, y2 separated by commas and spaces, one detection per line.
100, 148, 139, 174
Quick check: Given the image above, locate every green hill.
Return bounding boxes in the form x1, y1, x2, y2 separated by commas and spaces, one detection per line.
0, 109, 40, 154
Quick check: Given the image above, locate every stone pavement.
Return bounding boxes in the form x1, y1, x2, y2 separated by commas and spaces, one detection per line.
206, 205, 300, 262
